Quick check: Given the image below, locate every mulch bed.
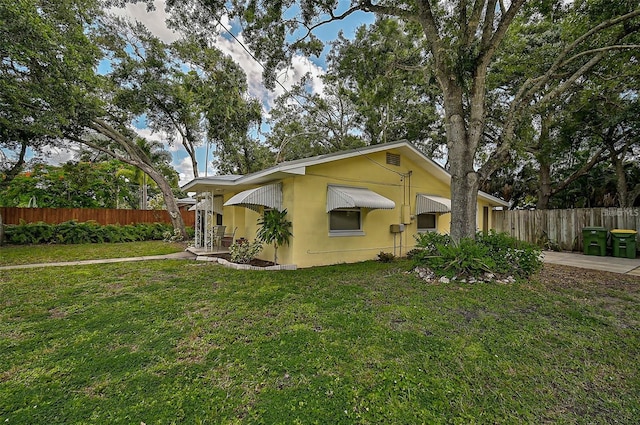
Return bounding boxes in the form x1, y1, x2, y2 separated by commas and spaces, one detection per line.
211, 253, 276, 268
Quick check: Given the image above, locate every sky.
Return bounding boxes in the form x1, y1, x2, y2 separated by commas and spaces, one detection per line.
111, 1, 374, 186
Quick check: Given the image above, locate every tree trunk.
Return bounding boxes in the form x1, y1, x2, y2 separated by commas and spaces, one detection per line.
0, 140, 28, 188
449, 166, 480, 241
441, 74, 484, 241
447, 105, 481, 241
141, 163, 188, 239
141, 174, 148, 210
0, 211, 4, 246
536, 115, 553, 209
84, 119, 188, 240
611, 151, 628, 207
189, 152, 199, 179
536, 160, 553, 209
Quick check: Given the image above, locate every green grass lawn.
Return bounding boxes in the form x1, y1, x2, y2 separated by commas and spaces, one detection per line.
0, 241, 185, 267
1, 259, 639, 424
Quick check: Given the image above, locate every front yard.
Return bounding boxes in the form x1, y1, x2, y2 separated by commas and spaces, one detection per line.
0, 241, 185, 267
1, 254, 638, 423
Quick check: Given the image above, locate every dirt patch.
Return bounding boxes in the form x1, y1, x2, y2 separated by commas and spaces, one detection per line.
48, 308, 67, 319
537, 264, 640, 291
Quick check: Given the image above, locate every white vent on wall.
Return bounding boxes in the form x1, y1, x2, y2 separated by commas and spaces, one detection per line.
386, 152, 401, 166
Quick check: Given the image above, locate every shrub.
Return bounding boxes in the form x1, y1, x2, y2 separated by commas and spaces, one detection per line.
256, 209, 292, 264
4, 220, 55, 244
409, 232, 452, 263
3, 221, 176, 245
412, 231, 542, 280
477, 230, 543, 277
163, 228, 184, 243
229, 240, 263, 264
414, 232, 452, 254
377, 251, 396, 263
427, 237, 496, 278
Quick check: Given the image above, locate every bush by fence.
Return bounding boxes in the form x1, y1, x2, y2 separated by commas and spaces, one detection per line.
0, 207, 195, 227
2, 220, 195, 245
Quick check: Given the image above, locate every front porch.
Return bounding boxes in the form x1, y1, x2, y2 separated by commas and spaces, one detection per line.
190, 192, 241, 253
185, 246, 230, 257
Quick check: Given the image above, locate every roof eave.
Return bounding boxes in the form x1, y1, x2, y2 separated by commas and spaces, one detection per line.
181, 177, 241, 193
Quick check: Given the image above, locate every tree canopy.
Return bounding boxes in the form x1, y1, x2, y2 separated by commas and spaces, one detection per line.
1, 0, 264, 238
0, 0, 102, 185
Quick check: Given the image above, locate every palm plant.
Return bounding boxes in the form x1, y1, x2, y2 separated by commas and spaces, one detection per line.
256, 209, 292, 264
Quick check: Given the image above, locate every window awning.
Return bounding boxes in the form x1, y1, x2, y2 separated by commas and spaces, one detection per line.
416, 194, 451, 214
326, 185, 396, 212
224, 183, 282, 211
189, 196, 224, 214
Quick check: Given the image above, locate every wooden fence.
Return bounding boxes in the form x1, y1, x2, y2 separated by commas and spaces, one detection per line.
0, 207, 195, 228
493, 208, 640, 252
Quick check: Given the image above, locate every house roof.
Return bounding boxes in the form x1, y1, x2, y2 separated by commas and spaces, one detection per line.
181, 140, 508, 206
177, 197, 196, 206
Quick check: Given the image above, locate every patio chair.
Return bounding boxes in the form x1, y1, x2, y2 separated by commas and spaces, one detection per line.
213, 225, 226, 250
223, 227, 238, 248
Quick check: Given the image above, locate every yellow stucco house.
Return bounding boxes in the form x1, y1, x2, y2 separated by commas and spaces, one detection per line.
182, 140, 508, 268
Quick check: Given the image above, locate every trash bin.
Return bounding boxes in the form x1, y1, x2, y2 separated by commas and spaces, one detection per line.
582, 226, 607, 256
610, 229, 637, 259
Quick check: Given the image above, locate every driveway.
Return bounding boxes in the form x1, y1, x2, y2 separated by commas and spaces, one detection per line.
543, 250, 640, 276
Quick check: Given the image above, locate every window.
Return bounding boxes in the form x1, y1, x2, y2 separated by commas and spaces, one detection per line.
417, 213, 437, 231
329, 209, 363, 236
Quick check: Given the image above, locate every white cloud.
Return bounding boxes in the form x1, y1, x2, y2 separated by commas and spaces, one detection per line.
175, 156, 202, 187
131, 127, 184, 153
28, 144, 80, 166
109, 0, 181, 43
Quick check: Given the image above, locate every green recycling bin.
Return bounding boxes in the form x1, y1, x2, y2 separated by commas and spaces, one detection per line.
582, 227, 607, 256
610, 229, 637, 259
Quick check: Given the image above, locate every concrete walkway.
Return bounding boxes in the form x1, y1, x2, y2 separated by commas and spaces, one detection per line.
542, 250, 640, 276
0, 251, 196, 271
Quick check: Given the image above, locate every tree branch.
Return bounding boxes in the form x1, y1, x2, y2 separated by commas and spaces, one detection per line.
485, 9, 640, 180
0, 139, 29, 187
552, 146, 607, 194
479, 0, 526, 68
361, 0, 417, 22
66, 134, 135, 166
559, 44, 640, 68
537, 51, 606, 107
480, 0, 498, 52
464, 0, 486, 48
518, 8, 640, 103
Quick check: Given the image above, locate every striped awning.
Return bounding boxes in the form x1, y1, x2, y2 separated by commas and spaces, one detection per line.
224, 183, 282, 211
189, 196, 224, 214
416, 194, 451, 214
326, 185, 395, 212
